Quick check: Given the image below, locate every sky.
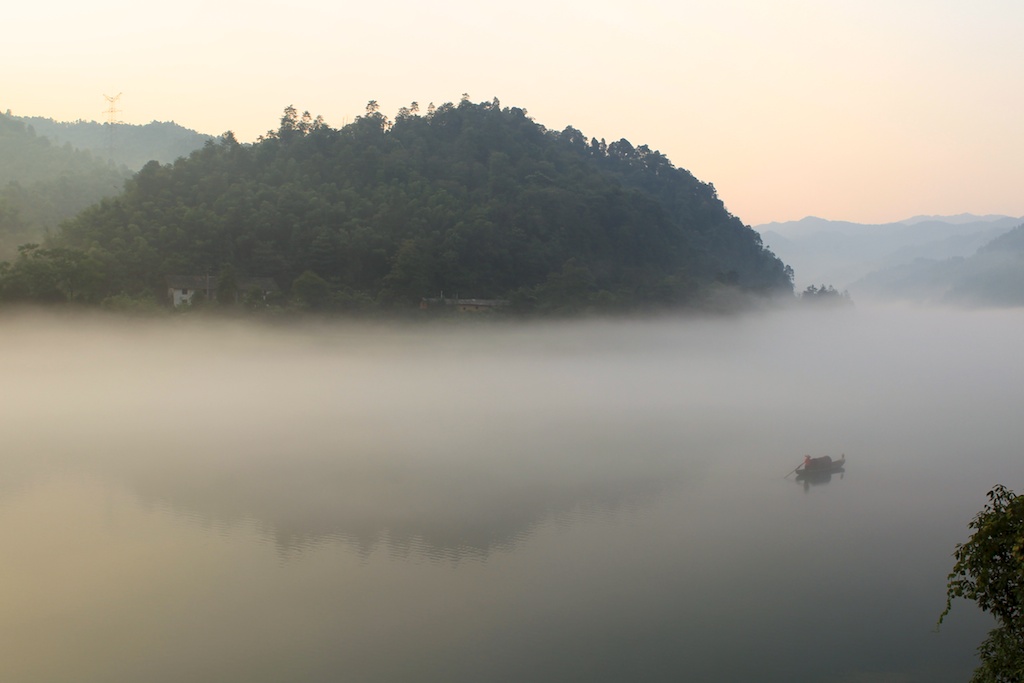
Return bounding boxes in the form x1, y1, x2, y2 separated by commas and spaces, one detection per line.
5, 0, 1023, 226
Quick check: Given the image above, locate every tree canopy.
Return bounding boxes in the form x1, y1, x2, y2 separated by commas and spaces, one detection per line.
2, 98, 794, 312
799, 283, 852, 306
939, 485, 1024, 682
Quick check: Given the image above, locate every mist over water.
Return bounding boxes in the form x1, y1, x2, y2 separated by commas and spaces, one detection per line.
0, 305, 1018, 682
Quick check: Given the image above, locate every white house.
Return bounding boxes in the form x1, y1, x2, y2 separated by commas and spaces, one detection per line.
166, 275, 280, 307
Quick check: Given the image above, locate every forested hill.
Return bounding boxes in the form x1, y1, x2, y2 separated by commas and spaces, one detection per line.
0, 113, 130, 258
12, 115, 213, 170
28, 99, 793, 312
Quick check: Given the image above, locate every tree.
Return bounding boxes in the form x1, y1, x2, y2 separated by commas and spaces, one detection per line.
37, 246, 106, 303
291, 269, 332, 310
217, 264, 238, 306
800, 283, 852, 305
0, 243, 104, 303
939, 485, 1024, 682
0, 244, 60, 302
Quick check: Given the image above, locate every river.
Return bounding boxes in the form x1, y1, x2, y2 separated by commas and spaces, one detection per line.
0, 305, 1016, 682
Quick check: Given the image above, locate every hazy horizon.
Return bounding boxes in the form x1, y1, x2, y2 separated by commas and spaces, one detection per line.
7, 1, 1023, 226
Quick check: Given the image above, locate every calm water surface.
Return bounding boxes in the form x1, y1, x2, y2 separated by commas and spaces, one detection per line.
0, 306, 1018, 682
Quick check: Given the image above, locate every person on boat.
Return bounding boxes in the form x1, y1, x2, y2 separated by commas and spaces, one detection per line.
803, 455, 833, 470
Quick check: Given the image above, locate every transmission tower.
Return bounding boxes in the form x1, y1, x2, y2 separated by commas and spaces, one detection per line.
102, 93, 122, 162
103, 92, 122, 123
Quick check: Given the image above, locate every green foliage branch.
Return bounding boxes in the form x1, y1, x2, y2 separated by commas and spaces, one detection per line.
939, 485, 1024, 682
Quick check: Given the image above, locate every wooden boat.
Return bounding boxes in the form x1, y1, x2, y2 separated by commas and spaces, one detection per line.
794, 455, 846, 478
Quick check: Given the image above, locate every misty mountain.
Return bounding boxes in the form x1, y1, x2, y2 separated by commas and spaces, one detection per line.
17, 99, 791, 312
0, 112, 131, 258
900, 213, 1015, 226
13, 115, 214, 170
756, 215, 1020, 292
853, 222, 1024, 306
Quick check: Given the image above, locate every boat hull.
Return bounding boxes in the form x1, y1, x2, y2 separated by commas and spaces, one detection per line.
795, 457, 846, 478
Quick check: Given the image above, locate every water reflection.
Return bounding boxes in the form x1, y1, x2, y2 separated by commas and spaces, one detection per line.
796, 470, 844, 491
115, 433, 698, 559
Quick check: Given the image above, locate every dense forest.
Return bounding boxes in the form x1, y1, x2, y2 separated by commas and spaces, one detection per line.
0, 98, 794, 313
0, 113, 131, 258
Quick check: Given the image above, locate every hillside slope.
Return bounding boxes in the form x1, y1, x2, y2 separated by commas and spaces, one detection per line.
854, 222, 1024, 306
14, 116, 213, 170
29, 99, 793, 311
0, 113, 131, 258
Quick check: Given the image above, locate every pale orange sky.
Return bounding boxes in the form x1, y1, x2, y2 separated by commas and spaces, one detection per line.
4, 0, 1022, 226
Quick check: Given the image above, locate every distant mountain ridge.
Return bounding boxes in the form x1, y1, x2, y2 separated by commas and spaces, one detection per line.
853, 221, 1024, 306
900, 213, 1013, 226
12, 115, 213, 170
0, 112, 132, 257
754, 214, 1023, 293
